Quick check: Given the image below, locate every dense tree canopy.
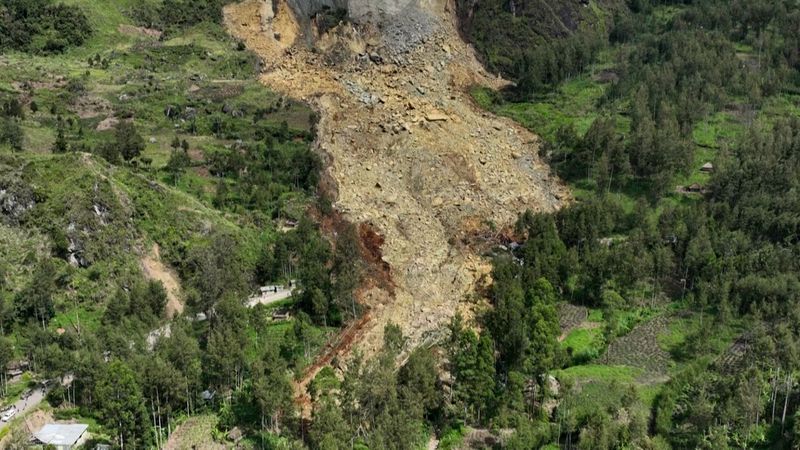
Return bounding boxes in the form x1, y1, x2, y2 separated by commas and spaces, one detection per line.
0, 0, 92, 53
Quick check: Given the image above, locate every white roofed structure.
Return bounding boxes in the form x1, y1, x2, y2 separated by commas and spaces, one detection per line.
33, 424, 89, 449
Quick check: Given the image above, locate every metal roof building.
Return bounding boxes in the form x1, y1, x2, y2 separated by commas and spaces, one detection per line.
33, 424, 89, 449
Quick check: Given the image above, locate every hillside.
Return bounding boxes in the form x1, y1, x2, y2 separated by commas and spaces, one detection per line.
457, 0, 624, 77
226, 0, 568, 363
0, 0, 345, 447
3, 0, 800, 448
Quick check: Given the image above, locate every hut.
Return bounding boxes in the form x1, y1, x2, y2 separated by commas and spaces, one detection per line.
700, 162, 714, 173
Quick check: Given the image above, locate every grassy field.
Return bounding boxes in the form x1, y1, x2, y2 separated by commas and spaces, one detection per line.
561, 327, 603, 363
554, 364, 641, 383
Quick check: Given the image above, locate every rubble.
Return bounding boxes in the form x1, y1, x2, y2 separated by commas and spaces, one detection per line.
224, 0, 568, 364
425, 111, 447, 122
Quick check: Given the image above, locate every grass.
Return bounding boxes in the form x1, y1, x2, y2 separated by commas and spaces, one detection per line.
615, 306, 661, 336
637, 383, 662, 409
52, 407, 106, 434
474, 73, 610, 142
561, 327, 604, 363
657, 314, 695, 353
554, 364, 641, 383
691, 111, 743, 149
437, 424, 467, 450
50, 306, 103, 334
657, 312, 744, 372
759, 93, 800, 122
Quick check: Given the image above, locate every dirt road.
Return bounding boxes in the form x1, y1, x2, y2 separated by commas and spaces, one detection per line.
0, 385, 46, 433
224, 0, 566, 376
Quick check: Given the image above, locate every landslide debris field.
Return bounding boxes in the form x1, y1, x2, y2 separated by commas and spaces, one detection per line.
225, 0, 567, 361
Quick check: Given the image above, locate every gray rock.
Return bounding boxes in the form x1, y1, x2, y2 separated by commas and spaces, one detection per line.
183, 107, 197, 120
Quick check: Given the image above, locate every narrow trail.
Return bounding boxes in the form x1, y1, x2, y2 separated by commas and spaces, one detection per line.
224, 0, 568, 412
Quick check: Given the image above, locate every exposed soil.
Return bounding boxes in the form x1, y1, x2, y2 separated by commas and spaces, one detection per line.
224, 0, 567, 407
118, 24, 163, 39
558, 321, 601, 342
70, 94, 113, 119
141, 243, 184, 318
95, 116, 119, 131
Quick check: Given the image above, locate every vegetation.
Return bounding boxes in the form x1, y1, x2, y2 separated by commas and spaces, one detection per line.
0, 0, 361, 447
451, 0, 800, 447
0, 0, 92, 54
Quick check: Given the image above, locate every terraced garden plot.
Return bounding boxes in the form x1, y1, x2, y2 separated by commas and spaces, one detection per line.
604, 315, 671, 382
714, 334, 752, 374
558, 303, 589, 336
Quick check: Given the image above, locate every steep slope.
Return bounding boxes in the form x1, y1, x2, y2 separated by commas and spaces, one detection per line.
0, 151, 250, 333
456, 0, 623, 76
225, 0, 567, 363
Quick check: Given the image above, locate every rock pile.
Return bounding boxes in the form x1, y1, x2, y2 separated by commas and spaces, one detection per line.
225, 0, 568, 362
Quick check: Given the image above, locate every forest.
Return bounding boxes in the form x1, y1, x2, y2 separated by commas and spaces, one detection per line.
1, 0, 800, 448
455, 0, 800, 448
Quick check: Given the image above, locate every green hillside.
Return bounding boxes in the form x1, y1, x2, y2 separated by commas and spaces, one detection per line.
456, 0, 800, 448
0, 1, 355, 447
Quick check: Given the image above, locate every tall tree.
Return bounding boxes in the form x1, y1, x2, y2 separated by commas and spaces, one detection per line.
95, 360, 151, 449
114, 121, 145, 162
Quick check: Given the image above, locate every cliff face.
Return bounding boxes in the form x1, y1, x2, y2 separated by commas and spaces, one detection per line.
285, 0, 420, 20
284, 0, 345, 25
284, 0, 439, 56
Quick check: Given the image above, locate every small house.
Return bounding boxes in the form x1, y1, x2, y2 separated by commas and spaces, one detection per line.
6, 360, 28, 377
33, 424, 89, 450
598, 237, 614, 247
700, 162, 714, 173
